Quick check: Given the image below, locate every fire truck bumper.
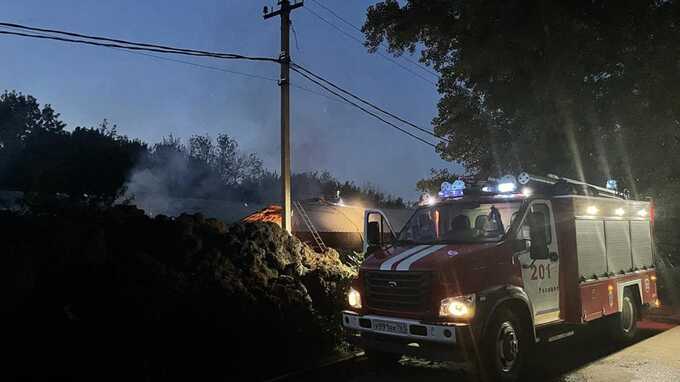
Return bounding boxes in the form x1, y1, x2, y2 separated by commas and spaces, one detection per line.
342, 311, 476, 362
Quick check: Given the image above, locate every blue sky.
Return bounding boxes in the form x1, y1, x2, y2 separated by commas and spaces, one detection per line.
1, 0, 460, 200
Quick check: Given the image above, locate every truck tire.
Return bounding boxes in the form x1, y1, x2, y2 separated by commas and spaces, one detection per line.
479, 308, 528, 382
365, 349, 401, 367
609, 288, 640, 342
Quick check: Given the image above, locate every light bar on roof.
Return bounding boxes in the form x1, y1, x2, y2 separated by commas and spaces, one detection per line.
497, 174, 518, 193
439, 179, 465, 198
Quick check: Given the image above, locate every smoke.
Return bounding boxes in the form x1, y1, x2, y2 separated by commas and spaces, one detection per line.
121, 134, 407, 222
121, 134, 263, 220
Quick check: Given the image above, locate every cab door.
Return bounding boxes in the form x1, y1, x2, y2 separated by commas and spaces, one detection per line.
515, 200, 561, 325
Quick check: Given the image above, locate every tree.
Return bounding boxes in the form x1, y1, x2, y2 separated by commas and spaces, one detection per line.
363, 1, 680, 198
12, 120, 147, 204
128, 133, 266, 201
416, 168, 463, 195
214, 134, 264, 185
0, 91, 66, 186
188, 133, 264, 186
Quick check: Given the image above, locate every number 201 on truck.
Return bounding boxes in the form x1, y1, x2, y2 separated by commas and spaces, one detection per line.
342, 173, 659, 382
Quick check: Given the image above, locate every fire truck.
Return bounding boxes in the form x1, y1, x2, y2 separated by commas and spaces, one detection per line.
342, 173, 659, 381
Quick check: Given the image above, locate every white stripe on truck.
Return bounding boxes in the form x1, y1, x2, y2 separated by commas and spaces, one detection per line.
395, 244, 446, 271
379, 245, 430, 270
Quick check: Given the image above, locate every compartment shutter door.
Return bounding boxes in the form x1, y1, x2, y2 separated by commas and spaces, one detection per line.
605, 220, 633, 274
630, 220, 653, 268
575, 219, 607, 279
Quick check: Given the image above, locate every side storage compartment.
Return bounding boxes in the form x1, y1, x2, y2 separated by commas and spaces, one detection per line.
630, 220, 653, 269
575, 219, 607, 280
605, 220, 633, 274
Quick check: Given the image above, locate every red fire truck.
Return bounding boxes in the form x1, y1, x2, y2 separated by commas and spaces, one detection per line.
342, 173, 659, 381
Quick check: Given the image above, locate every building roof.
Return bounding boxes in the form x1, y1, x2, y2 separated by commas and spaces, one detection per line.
243, 200, 414, 233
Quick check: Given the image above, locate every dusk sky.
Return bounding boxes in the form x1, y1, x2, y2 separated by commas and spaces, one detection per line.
1, 0, 460, 200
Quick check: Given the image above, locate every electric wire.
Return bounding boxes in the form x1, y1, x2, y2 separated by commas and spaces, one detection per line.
302, 7, 437, 86
0, 24, 342, 104
308, 0, 440, 79
293, 63, 450, 143
291, 66, 438, 148
0, 21, 436, 143
0, 22, 278, 63
0, 23, 279, 82
124, 50, 340, 102
131, 51, 281, 82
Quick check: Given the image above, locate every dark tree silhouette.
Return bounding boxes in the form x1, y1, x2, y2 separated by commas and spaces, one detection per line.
0, 94, 146, 205
1, 91, 406, 209
363, 1, 680, 198
0, 91, 66, 186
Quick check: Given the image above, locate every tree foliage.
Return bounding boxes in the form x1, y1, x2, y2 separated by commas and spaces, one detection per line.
188, 133, 264, 185
0, 91, 65, 181
0, 90, 65, 150
131, 135, 406, 208
0, 92, 147, 204
363, 0, 680, 198
416, 168, 463, 195
1, 91, 406, 209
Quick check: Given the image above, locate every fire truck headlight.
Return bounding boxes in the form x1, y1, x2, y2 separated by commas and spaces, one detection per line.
348, 287, 362, 309
439, 294, 476, 318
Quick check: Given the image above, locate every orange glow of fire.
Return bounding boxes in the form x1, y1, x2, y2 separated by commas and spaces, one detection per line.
242, 205, 283, 226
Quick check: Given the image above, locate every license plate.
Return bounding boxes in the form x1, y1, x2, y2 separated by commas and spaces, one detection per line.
372, 319, 408, 334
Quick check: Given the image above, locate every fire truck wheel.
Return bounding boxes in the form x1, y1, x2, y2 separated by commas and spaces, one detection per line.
610, 288, 640, 342
364, 349, 401, 367
480, 308, 527, 382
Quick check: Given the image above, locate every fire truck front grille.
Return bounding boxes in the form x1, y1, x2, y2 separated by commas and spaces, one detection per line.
364, 271, 432, 312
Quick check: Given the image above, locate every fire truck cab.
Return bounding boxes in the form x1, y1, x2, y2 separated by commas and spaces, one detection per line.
342, 173, 659, 381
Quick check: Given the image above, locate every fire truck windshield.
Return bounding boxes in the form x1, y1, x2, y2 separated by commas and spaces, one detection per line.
398, 202, 521, 244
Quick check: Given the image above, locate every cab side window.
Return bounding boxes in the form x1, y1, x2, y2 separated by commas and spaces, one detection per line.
518, 203, 552, 244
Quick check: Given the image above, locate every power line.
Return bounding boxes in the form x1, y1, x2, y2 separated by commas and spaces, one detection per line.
0, 23, 279, 82
129, 51, 281, 82
0, 20, 438, 146
291, 66, 438, 148
119, 49, 337, 101
0, 24, 341, 105
292, 63, 450, 143
302, 7, 438, 86
308, 0, 440, 79
0, 22, 278, 63
128, 51, 345, 103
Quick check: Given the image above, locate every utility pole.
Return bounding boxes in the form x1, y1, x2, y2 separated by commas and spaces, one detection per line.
264, 0, 303, 234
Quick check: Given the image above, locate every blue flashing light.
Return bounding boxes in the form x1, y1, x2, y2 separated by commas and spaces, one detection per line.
439, 179, 465, 198
606, 179, 618, 191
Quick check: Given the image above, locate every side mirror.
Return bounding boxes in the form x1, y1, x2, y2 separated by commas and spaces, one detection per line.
512, 238, 530, 252
528, 212, 549, 260
366, 221, 381, 251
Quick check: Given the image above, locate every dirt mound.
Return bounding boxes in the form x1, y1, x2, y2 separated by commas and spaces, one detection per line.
0, 205, 357, 380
